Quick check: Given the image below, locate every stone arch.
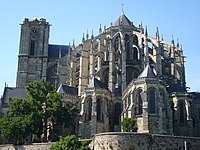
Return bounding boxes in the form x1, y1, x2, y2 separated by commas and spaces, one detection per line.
132, 34, 138, 46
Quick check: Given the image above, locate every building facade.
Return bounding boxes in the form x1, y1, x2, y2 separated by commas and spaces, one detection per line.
1, 13, 200, 139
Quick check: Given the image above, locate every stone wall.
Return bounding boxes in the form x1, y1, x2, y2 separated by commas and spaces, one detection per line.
0, 142, 52, 150
89, 132, 200, 150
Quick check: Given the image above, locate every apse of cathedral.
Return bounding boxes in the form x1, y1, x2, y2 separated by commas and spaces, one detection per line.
1, 13, 200, 139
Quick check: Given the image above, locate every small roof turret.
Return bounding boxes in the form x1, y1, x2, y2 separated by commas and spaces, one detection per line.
138, 65, 156, 78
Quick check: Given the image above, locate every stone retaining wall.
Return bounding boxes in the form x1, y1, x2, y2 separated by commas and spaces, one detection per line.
0, 142, 52, 150
89, 132, 200, 150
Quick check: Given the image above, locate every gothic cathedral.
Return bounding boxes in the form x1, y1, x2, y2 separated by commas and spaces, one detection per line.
1, 13, 200, 139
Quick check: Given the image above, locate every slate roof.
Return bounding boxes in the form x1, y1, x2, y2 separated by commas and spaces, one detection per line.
1, 87, 26, 106
48, 44, 69, 59
113, 13, 133, 26
94, 78, 109, 90
57, 84, 78, 96
89, 77, 109, 90
167, 83, 186, 94
138, 65, 156, 78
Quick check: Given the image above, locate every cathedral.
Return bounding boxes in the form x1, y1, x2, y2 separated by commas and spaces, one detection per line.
1, 12, 200, 140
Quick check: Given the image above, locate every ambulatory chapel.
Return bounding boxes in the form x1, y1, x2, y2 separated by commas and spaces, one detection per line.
1, 12, 200, 140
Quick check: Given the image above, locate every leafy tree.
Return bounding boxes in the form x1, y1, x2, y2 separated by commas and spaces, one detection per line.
50, 135, 91, 150
0, 80, 79, 144
121, 117, 137, 132
0, 98, 33, 144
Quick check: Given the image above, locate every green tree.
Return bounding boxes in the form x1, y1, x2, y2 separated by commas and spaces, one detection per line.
0, 98, 33, 144
0, 80, 79, 144
121, 117, 137, 132
50, 135, 91, 150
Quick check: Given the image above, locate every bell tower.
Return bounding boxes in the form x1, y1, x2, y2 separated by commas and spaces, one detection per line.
16, 18, 50, 87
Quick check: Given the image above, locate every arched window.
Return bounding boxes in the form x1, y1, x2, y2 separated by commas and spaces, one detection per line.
126, 67, 138, 85
115, 103, 122, 125
136, 89, 143, 115
97, 98, 101, 121
133, 34, 138, 46
114, 36, 120, 62
133, 47, 138, 60
179, 101, 186, 124
148, 89, 156, 114
103, 69, 109, 85
125, 34, 131, 61
88, 97, 92, 121
30, 40, 35, 55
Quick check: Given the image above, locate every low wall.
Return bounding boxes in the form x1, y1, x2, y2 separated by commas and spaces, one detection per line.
0, 142, 52, 150
89, 132, 200, 150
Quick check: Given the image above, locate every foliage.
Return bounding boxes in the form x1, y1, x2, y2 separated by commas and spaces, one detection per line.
0, 80, 79, 144
121, 117, 137, 132
50, 135, 91, 150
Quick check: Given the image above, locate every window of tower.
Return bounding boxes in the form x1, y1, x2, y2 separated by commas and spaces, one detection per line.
179, 101, 186, 124
88, 97, 92, 121
114, 36, 120, 62
30, 40, 35, 55
133, 47, 138, 60
125, 34, 131, 61
114, 103, 122, 125
103, 69, 109, 85
132, 34, 138, 46
136, 89, 143, 115
148, 88, 156, 114
97, 98, 102, 121
126, 67, 137, 85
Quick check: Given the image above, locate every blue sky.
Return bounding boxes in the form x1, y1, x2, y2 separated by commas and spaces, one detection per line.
0, 0, 200, 95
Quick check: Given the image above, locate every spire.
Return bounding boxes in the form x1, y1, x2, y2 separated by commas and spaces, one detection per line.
145, 26, 148, 37
82, 33, 85, 43
99, 24, 102, 33
156, 27, 160, 41
171, 35, 175, 45
144, 26, 149, 65
86, 30, 89, 40
73, 39, 75, 47
91, 29, 94, 39
177, 38, 179, 47
161, 34, 164, 41
104, 25, 106, 32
